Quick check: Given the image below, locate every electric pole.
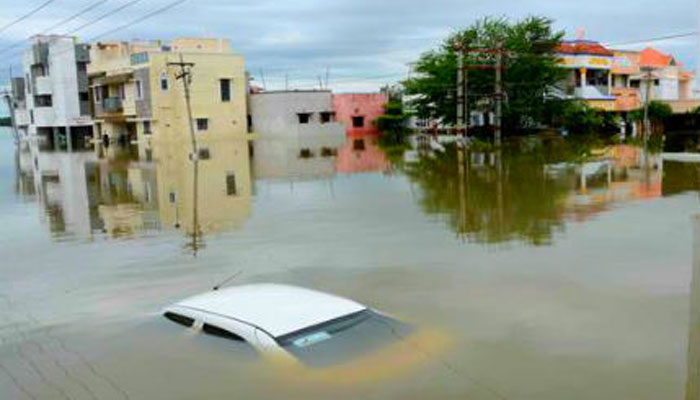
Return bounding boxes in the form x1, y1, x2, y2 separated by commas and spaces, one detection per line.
494, 41, 504, 147
642, 66, 654, 148
455, 43, 467, 136
167, 54, 200, 254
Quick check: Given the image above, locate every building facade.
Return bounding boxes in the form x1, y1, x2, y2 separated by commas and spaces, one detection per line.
87, 38, 248, 160
556, 40, 698, 113
19, 35, 92, 150
249, 90, 345, 157
332, 93, 388, 136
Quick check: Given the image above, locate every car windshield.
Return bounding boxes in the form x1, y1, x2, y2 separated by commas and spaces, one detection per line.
276, 309, 413, 368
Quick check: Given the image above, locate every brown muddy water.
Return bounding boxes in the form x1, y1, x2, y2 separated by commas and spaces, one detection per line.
1, 129, 700, 399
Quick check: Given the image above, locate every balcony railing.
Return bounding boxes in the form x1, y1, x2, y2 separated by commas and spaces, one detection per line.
102, 97, 123, 113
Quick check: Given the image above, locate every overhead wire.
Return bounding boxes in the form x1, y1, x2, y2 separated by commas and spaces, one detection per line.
0, 0, 110, 56
0, 0, 56, 35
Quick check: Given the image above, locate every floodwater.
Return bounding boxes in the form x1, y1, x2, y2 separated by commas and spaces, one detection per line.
1, 127, 700, 399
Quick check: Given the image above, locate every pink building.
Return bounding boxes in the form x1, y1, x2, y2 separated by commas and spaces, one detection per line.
333, 93, 388, 137
335, 135, 390, 174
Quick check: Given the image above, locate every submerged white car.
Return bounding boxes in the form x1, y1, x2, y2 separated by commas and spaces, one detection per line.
163, 284, 413, 368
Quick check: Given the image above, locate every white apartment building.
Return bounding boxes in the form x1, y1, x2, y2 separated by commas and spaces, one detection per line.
20, 35, 92, 150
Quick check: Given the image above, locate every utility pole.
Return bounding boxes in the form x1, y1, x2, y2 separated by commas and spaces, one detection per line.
167, 54, 200, 254
642, 66, 654, 149
455, 43, 465, 136
494, 41, 504, 147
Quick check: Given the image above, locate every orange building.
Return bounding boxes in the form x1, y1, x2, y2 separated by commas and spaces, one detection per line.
556, 40, 697, 113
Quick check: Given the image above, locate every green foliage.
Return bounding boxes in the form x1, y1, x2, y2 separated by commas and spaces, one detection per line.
403, 16, 565, 134
629, 101, 673, 122
558, 101, 604, 135
375, 100, 410, 146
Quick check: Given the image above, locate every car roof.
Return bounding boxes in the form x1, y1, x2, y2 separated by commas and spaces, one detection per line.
171, 284, 367, 338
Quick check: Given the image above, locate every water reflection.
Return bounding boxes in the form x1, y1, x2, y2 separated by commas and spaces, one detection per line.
15, 136, 253, 248
404, 141, 694, 246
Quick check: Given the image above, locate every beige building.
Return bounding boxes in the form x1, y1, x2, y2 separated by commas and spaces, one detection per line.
87, 38, 249, 160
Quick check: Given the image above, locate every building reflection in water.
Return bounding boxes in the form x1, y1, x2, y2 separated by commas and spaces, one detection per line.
405, 141, 699, 246
335, 134, 391, 174
15, 136, 253, 249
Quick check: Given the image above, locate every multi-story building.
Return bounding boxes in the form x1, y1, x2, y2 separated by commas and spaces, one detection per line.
556, 40, 698, 114
249, 90, 345, 157
332, 93, 388, 137
20, 35, 92, 150
87, 38, 248, 160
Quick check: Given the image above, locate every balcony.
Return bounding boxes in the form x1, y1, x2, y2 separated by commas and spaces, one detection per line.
14, 109, 30, 126
103, 97, 123, 112
611, 87, 642, 111
35, 76, 52, 95
34, 107, 56, 126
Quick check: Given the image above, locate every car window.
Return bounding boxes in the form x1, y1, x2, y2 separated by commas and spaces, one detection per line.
276, 310, 413, 368
202, 323, 246, 342
163, 311, 194, 327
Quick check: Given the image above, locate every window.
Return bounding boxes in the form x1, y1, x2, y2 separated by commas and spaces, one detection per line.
26, 74, 30, 93
654, 79, 660, 87
30, 110, 34, 124
196, 118, 209, 131
143, 120, 151, 135
94, 86, 101, 102
160, 73, 169, 91
353, 139, 365, 151
226, 173, 237, 196
77, 62, 87, 73
34, 95, 52, 107
247, 114, 252, 133
321, 147, 337, 157
220, 79, 231, 102
297, 113, 311, 124
320, 112, 335, 123
299, 148, 313, 158
135, 80, 143, 99
117, 84, 125, 100
79, 92, 89, 101
163, 312, 194, 327
630, 80, 640, 88
202, 323, 244, 341
352, 116, 365, 128
169, 191, 177, 204
198, 148, 210, 160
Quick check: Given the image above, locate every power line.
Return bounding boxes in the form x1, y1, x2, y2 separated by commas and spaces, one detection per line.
43, 0, 110, 35
0, 0, 56, 35
65, 0, 143, 35
88, 0, 187, 41
604, 31, 697, 47
0, 0, 110, 56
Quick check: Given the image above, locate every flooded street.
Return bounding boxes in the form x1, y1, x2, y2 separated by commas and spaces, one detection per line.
1, 128, 700, 399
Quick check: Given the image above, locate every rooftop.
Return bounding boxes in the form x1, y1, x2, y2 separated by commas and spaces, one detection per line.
556, 40, 614, 57
639, 47, 676, 68
172, 283, 366, 337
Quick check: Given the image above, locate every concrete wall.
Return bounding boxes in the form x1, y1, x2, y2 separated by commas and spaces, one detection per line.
333, 93, 387, 137
249, 91, 345, 145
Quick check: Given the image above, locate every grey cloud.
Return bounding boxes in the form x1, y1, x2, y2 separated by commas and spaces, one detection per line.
0, 0, 696, 91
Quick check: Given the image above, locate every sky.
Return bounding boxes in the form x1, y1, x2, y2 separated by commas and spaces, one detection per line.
0, 0, 696, 94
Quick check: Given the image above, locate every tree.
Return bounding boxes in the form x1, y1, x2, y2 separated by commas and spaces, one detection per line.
403, 16, 565, 135
557, 101, 604, 135
375, 100, 410, 146
629, 100, 673, 134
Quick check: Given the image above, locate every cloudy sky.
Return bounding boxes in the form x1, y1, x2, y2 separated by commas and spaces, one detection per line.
0, 0, 697, 93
